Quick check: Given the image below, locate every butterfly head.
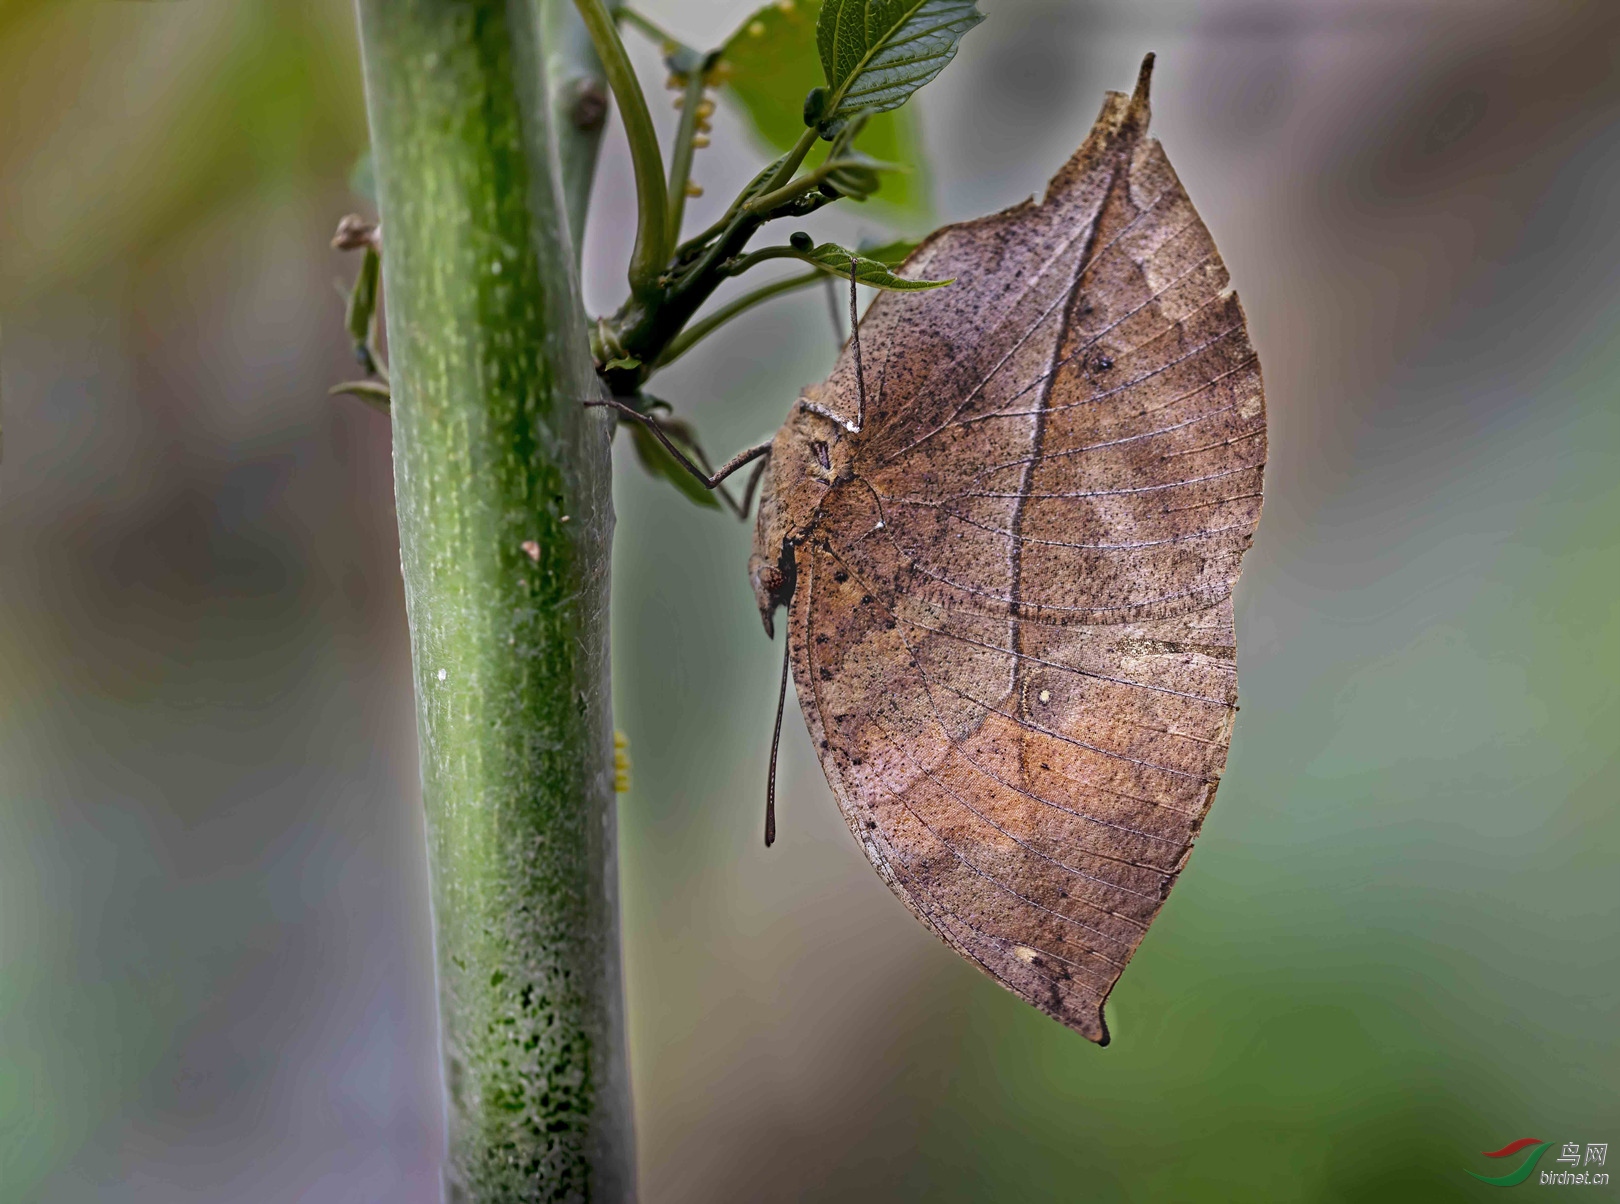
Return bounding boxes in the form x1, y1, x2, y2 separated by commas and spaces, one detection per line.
747, 389, 858, 636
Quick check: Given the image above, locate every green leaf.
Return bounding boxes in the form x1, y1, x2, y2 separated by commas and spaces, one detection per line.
345, 245, 381, 347
328, 380, 392, 412
717, 0, 932, 226
791, 240, 950, 290
817, 0, 983, 120
627, 418, 721, 510
822, 153, 894, 201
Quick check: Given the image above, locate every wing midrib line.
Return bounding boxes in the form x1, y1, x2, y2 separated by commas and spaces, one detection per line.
1007, 158, 1118, 688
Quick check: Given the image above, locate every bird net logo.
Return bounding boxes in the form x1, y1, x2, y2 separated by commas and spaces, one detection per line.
1467, 1139, 1609, 1187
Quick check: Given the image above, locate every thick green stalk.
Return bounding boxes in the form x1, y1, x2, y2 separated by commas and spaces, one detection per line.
354, 3, 634, 1201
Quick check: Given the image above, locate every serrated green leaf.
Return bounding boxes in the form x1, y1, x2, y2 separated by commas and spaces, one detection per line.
817, 0, 983, 120
717, 0, 932, 226
792, 241, 950, 290
628, 419, 721, 510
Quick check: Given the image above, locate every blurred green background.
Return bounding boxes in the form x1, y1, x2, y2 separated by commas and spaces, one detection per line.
1, 1, 1615, 1200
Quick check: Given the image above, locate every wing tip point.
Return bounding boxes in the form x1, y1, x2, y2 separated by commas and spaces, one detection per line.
1129, 52, 1155, 128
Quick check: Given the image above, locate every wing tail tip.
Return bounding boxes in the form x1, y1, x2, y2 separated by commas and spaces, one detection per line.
1127, 52, 1155, 131
1062, 1000, 1113, 1045
1091, 1005, 1112, 1046
1134, 53, 1156, 105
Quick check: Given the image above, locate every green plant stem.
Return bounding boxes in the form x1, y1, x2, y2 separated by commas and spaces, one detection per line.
539, 0, 614, 263
616, 6, 681, 50
665, 67, 707, 244
722, 244, 802, 276
671, 129, 820, 287
668, 165, 776, 263
593, 130, 833, 396
756, 127, 822, 201
354, 2, 634, 1200
596, 185, 837, 396
672, 129, 819, 263
653, 269, 821, 367
666, 138, 796, 268
743, 172, 828, 217
574, 0, 669, 294
743, 155, 887, 216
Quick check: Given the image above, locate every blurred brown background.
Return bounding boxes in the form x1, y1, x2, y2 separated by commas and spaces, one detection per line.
2, 2, 1616, 1200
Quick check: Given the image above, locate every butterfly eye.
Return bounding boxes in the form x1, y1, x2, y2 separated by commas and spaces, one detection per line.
812, 440, 831, 471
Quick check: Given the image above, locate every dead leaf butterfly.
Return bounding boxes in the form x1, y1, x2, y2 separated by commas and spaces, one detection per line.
619, 56, 1265, 1042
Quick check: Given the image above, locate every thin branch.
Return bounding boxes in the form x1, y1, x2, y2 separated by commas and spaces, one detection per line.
665, 66, 708, 242
654, 270, 822, 367
670, 156, 783, 264
721, 244, 801, 277
658, 127, 825, 301
616, 6, 683, 51
742, 156, 872, 216
574, 0, 669, 293
741, 171, 827, 217
762, 126, 821, 197
671, 128, 820, 288
614, 0, 709, 244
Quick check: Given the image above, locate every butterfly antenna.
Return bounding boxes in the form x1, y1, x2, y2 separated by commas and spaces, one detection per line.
849, 259, 866, 433
765, 630, 790, 847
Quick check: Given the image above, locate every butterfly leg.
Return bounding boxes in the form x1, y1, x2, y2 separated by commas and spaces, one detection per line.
586, 398, 772, 519
801, 260, 869, 433
848, 258, 867, 433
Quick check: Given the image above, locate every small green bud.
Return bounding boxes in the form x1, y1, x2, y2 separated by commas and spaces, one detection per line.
789, 231, 814, 252
803, 86, 829, 128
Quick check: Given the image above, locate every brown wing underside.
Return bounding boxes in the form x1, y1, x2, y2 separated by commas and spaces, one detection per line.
790, 65, 1266, 1042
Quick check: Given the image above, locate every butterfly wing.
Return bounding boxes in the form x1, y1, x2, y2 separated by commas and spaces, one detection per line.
788, 60, 1265, 1041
